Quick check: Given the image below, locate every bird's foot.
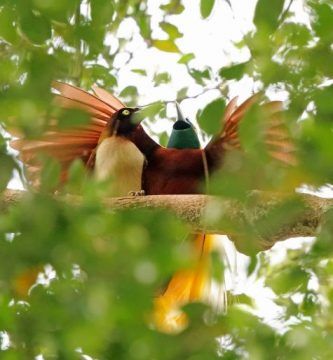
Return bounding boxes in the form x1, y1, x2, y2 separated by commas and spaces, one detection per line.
128, 190, 146, 196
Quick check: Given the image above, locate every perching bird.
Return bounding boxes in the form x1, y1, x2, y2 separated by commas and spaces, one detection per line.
9, 82, 295, 332
10, 82, 295, 194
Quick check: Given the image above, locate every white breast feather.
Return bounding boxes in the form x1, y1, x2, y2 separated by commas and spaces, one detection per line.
94, 137, 145, 196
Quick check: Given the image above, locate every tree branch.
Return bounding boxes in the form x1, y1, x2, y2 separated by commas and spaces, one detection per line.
277, 0, 295, 28
1, 189, 332, 254
140, 82, 224, 108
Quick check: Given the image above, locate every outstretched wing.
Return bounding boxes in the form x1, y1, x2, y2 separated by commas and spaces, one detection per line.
9, 82, 124, 186
205, 95, 296, 166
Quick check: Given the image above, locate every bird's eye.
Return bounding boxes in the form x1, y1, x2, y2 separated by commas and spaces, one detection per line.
122, 109, 130, 116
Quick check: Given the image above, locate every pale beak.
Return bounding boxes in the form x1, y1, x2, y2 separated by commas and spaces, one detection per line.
175, 102, 186, 122
174, 102, 191, 129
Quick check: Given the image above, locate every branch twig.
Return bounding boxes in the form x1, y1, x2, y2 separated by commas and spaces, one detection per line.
277, 0, 295, 28
140, 83, 224, 109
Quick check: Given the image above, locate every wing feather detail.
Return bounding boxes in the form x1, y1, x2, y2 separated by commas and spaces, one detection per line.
10, 83, 125, 187
53, 94, 112, 121
205, 95, 296, 166
52, 81, 119, 113
222, 96, 238, 123
92, 85, 126, 109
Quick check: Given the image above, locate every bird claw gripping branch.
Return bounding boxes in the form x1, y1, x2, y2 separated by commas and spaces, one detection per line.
128, 190, 146, 196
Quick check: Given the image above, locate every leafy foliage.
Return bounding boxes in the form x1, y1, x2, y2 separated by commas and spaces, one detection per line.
0, 0, 333, 358
200, 0, 216, 19
197, 98, 225, 135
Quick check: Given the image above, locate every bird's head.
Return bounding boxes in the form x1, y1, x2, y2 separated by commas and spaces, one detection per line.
108, 107, 141, 136
167, 102, 201, 149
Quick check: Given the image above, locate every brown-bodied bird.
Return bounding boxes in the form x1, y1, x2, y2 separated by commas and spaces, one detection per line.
9, 82, 295, 332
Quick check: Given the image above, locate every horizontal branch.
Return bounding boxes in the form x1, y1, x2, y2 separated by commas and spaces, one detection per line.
1, 189, 333, 254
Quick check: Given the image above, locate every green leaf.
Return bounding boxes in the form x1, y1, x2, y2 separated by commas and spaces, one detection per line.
236, 294, 254, 307
131, 69, 147, 76
152, 39, 180, 53
313, 85, 333, 116
160, 0, 185, 15
279, 23, 312, 46
0, 58, 16, 85
238, 104, 267, 158
0, 150, 16, 192
153, 72, 171, 86
160, 22, 183, 40
177, 87, 188, 100
211, 251, 224, 282
269, 267, 310, 295
200, 0, 216, 19
254, 0, 285, 32
32, 0, 77, 22
247, 255, 258, 276
310, 3, 333, 42
219, 61, 249, 80
57, 108, 90, 129
39, 157, 61, 192
189, 68, 210, 85
19, 11, 52, 44
66, 159, 87, 194
0, 7, 19, 44
91, 0, 115, 25
137, 14, 151, 40
178, 53, 195, 64
135, 102, 164, 122
197, 98, 225, 135
119, 86, 138, 98
299, 121, 333, 182
83, 65, 117, 88
119, 86, 138, 106
159, 131, 169, 147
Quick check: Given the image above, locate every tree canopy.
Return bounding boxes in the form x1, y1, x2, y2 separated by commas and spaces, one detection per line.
1, 0, 333, 358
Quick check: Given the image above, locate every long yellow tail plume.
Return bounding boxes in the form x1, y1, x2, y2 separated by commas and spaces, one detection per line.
153, 233, 216, 333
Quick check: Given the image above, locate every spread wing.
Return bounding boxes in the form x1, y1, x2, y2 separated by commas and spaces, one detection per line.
205, 94, 296, 166
9, 82, 125, 186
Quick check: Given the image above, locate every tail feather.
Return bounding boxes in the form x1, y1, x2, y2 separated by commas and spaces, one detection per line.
153, 233, 218, 333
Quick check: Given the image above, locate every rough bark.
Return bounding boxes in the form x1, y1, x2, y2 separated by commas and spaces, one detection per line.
1, 189, 332, 254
